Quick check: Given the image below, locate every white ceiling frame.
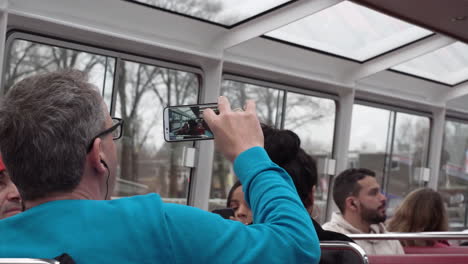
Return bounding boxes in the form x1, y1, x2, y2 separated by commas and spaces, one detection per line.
444, 81, 468, 102
211, 0, 343, 51
0, 0, 6, 11
341, 34, 456, 84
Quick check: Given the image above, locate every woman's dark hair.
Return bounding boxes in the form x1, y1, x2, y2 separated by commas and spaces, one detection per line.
261, 124, 318, 209
226, 180, 242, 207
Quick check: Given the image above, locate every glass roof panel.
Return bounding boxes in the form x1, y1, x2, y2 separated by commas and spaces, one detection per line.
392, 42, 468, 86
130, 0, 291, 26
265, 1, 432, 61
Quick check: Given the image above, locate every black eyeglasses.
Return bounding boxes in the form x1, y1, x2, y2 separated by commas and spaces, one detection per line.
87, 117, 124, 153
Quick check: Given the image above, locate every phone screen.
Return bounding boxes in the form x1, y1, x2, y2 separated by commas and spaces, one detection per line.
164, 104, 218, 142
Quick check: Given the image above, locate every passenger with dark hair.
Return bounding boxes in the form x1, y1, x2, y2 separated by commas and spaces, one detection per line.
187, 119, 199, 135
226, 180, 252, 225
226, 124, 353, 242
262, 124, 353, 242
176, 122, 190, 135
323, 168, 404, 255
0, 71, 319, 263
262, 125, 317, 211
195, 121, 206, 135
0, 155, 22, 219
387, 187, 449, 247
0, 156, 70, 261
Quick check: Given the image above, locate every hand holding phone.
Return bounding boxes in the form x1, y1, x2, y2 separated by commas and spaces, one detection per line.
203, 97, 264, 162
163, 103, 218, 142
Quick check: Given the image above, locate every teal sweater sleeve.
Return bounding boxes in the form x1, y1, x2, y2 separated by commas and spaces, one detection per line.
162, 147, 320, 264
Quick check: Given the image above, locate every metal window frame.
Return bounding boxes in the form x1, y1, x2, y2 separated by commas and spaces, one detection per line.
4, 32, 203, 87
223, 73, 339, 128
220, 73, 339, 215
224, 73, 339, 100
355, 98, 433, 118
351, 100, 433, 193
446, 115, 468, 125
355, 98, 433, 168
223, 73, 339, 144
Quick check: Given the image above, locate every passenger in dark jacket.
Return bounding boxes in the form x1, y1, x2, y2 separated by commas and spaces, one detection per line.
226, 124, 353, 243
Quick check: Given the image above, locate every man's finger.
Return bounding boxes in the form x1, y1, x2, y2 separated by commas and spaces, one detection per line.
203, 108, 217, 127
217, 96, 231, 113
244, 100, 256, 113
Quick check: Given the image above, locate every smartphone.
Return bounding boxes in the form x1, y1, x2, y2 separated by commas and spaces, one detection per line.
163, 103, 218, 142
212, 208, 235, 219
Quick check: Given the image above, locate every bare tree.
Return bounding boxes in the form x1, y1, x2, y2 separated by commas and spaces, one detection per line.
117, 63, 163, 182
116, 61, 199, 198
5, 40, 104, 90
394, 117, 429, 167
389, 116, 430, 195
221, 81, 281, 125
117, 0, 232, 198
432, 121, 468, 188
283, 93, 335, 131
157, 68, 198, 197
212, 81, 336, 199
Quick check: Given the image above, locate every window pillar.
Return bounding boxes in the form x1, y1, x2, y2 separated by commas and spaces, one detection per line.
326, 88, 355, 220
428, 107, 446, 190
189, 58, 223, 210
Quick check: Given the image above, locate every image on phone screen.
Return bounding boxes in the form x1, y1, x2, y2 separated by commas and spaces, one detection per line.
164, 104, 218, 142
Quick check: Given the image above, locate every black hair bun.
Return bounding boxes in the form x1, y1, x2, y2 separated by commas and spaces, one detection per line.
262, 124, 301, 166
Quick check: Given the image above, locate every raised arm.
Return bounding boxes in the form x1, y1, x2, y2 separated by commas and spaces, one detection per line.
163, 97, 320, 263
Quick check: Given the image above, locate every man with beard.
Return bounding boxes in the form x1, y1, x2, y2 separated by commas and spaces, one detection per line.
323, 168, 404, 255
0, 155, 22, 219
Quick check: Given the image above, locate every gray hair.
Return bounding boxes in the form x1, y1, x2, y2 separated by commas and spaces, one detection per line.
0, 70, 106, 201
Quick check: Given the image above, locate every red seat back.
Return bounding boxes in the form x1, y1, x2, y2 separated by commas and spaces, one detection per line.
320, 241, 368, 264
368, 254, 468, 264
404, 246, 468, 254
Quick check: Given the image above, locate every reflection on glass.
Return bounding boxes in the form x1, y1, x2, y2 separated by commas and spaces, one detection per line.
132, 0, 290, 26
114, 60, 199, 203
348, 105, 430, 218
439, 120, 468, 230
265, 1, 431, 61
392, 42, 468, 85
210, 79, 284, 210
5, 39, 115, 108
387, 112, 429, 199
283, 91, 336, 223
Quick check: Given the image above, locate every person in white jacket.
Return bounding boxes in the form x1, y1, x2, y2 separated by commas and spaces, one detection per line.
323, 168, 404, 255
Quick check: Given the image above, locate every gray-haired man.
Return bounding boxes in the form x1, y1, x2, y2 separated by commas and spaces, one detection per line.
0, 70, 320, 263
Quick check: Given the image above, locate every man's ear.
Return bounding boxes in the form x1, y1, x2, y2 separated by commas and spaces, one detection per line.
87, 137, 106, 174
346, 197, 359, 211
